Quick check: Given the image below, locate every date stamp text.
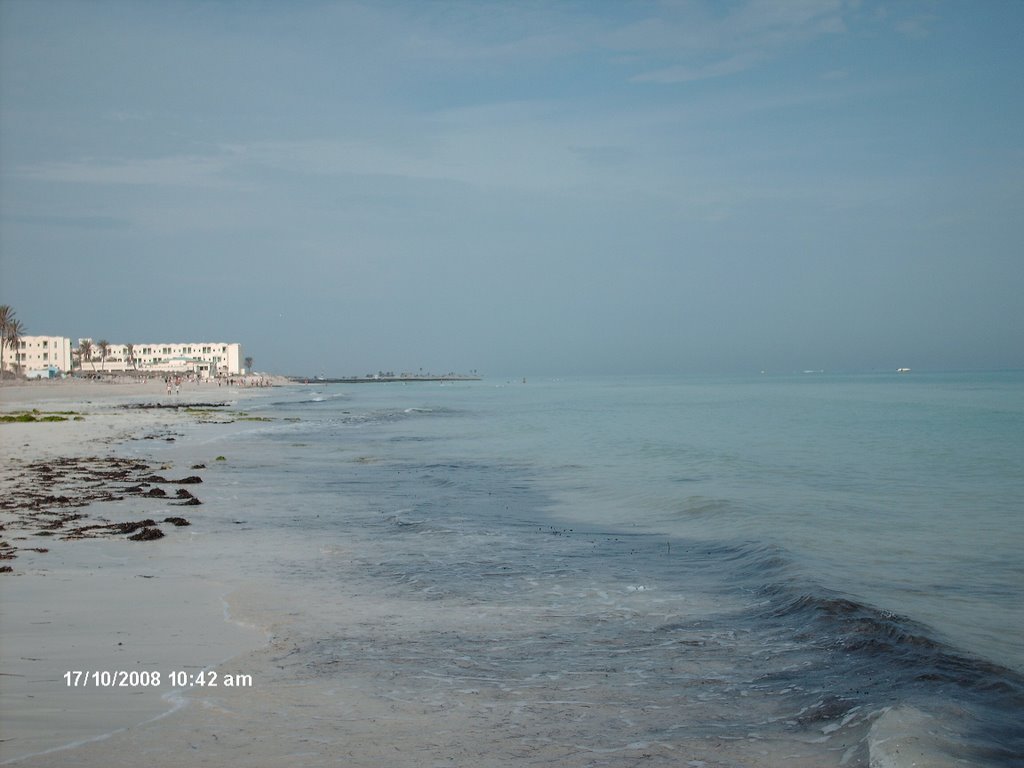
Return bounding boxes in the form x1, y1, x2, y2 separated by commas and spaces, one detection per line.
63, 670, 253, 689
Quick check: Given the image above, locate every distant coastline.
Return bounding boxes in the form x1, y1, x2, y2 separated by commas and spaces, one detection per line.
289, 374, 482, 384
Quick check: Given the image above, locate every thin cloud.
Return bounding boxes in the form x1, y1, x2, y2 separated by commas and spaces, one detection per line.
15, 155, 239, 189
105, 110, 151, 122
620, 0, 847, 83
632, 51, 765, 84
894, 14, 938, 40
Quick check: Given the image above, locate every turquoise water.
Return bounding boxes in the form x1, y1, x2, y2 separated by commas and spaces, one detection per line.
205, 371, 1023, 765
476, 373, 1024, 672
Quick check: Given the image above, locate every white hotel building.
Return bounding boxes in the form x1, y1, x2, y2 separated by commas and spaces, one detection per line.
78, 341, 244, 378
1, 335, 245, 378
0, 335, 74, 377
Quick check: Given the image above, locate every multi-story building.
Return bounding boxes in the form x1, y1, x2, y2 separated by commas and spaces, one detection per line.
0, 335, 73, 377
77, 341, 243, 378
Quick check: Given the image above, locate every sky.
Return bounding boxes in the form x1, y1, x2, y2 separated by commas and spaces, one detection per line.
1, 0, 1022, 376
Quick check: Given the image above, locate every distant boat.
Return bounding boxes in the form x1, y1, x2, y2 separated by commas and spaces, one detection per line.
897, 368, 911, 373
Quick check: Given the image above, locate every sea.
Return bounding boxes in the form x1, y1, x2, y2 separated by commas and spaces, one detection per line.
189, 371, 1024, 766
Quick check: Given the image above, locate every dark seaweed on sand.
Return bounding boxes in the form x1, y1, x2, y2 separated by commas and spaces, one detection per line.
0, 455, 203, 555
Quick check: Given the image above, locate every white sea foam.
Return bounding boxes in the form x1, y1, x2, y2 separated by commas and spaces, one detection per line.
868, 707, 969, 768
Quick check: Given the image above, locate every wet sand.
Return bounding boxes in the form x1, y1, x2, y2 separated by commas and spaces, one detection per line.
0, 380, 272, 764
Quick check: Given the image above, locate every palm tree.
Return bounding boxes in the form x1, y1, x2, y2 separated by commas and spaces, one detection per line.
125, 343, 136, 372
79, 339, 94, 374
97, 340, 110, 372
6, 319, 25, 377
244, 356, 254, 373
0, 305, 13, 381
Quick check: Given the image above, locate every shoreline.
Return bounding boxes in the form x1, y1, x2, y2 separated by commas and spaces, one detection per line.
0, 385, 871, 768
0, 373, 293, 399
0, 381, 276, 764
3, 378, 1010, 766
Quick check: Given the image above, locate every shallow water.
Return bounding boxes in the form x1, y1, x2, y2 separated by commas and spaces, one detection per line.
181, 372, 1023, 765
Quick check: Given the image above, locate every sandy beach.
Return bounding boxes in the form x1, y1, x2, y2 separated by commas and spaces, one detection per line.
0, 378, 281, 765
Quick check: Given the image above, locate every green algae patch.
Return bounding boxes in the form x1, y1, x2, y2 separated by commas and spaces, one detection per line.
0, 413, 37, 423
0, 410, 82, 423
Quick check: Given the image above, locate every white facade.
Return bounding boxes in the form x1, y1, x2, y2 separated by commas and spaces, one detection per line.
0, 335, 73, 376
78, 341, 243, 378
